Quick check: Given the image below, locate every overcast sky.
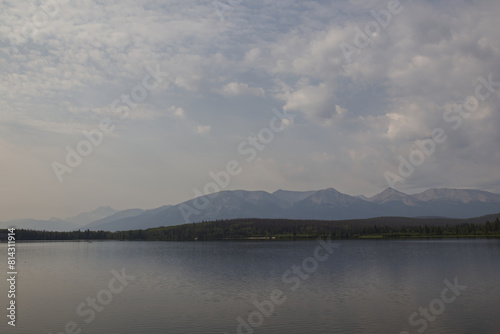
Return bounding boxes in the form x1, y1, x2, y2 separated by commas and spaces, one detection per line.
1, 0, 499, 220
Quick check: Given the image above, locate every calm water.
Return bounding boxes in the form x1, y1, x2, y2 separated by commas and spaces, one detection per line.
1, 239, 500, 333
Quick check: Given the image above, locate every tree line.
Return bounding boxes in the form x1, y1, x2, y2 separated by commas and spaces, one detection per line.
1, 216, 499, 241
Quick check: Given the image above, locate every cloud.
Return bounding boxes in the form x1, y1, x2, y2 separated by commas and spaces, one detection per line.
311, 152, 335, 162
276, 79, 346, 125
220, 82, 265, 97
2, 0, 500, 220
196, 125, 211, 134
167, 106, 185, 119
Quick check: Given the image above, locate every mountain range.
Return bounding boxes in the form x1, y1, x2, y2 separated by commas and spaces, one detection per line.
2, 187, 500, 232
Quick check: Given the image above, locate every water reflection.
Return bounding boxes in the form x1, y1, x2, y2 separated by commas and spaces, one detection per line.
0, 239, 499, 333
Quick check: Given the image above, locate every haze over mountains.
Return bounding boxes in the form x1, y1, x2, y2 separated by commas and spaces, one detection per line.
2, 188, 500, 232
0, 206, 119, 232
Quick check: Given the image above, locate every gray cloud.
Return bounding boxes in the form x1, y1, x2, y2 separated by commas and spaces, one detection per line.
1, 0, 499, 219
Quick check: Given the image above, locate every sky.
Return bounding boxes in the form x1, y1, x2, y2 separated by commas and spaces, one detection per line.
1, 0, 500, 220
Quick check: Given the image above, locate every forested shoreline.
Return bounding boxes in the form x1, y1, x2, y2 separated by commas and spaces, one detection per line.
1, 216, 500, 241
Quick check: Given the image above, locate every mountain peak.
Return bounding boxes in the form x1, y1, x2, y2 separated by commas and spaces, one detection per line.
381, 187, 400, 194
368, 188, 419, 206
414, 188, 500, 203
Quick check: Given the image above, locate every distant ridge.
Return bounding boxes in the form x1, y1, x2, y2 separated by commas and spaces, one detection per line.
65, 206, 118, 226
81, 187, 500, 232
0, 206, 119, 232
0, 218, 82, 232
4, 187, 500, 232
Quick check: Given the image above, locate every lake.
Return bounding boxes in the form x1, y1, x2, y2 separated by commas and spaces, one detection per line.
2, 239, 499, 333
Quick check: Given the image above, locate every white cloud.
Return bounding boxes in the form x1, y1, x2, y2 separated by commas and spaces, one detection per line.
196, 125, 211, 134
167, 106, 185, 119
276, 79, 346, 125
220, 82, 265, 97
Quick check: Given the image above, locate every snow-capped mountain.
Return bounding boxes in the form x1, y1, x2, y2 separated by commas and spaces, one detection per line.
80, 187, 500, 231
5, 187, 500, 232
367, 187, 421, 206
413, 188, 500, 203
